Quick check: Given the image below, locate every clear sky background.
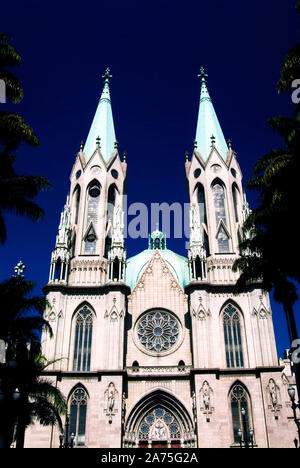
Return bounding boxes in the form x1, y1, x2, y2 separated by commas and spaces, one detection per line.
1, 0, 299, 357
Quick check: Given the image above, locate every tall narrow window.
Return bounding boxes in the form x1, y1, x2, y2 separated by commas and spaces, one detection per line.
196, 183, 209, 255
232, 184, 240, 223
84, 181, 101, 254
73, 306, 93, 371
70, 388, 88, 446
212, 182, 227, 226
107, 184, 117, 223
197, 184, 207, 225
74, 186, 81, 225
223, 304, 244, 368
230, 384, 251, 444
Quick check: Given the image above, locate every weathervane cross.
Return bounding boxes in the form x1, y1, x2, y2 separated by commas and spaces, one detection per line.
197, 66, 208, 83
102, 67, 112, 84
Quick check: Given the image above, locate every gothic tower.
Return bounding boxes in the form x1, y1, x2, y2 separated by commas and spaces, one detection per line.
30, 69, 129, 448
184, 67, 297, 447
25, 68, 298, 448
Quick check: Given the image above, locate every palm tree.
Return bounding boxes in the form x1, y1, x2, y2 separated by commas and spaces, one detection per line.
0, 275, 52, 348
0, 33, 51, 243
0, 275, 66, 448
13, 341, 66, 449
233, 1, 300, 401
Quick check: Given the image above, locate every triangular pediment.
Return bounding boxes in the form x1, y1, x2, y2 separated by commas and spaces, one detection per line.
130, 249, 185, 300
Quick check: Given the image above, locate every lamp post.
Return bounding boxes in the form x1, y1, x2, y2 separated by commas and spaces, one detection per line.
238, 408, 254, 448
59, 414, 75, 448
288, 386, 300, 446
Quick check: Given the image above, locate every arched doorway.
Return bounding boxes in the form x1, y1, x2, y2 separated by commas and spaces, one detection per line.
124, 390, 195, 448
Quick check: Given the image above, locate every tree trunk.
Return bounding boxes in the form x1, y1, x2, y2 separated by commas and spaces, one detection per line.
15, 418, 26, 449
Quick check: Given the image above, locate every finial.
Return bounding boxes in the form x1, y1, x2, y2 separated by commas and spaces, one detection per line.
210, 134, 216, 147
123, 151, 127, 162
96, 136, 101, 148
79, 141, 84, 152
114, 141, 119, 149
193, 141, 197, 149
185, 151, 189, 161
227, 139, 232, 150
197, 66, 208, 83
13, 261, 26, 277
102, 67, 112, 85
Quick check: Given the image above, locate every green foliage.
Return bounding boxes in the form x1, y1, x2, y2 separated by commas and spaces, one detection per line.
0, 33, 23, 103
0, 33, 51, 243
0, 275, 66, 448
233, 3, 300, 308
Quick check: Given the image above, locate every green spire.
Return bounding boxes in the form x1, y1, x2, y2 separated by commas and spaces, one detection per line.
194, 67, 228, 161
83, 67, 116, 163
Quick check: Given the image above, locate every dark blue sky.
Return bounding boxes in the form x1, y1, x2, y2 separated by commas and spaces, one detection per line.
1, 0, 299, 356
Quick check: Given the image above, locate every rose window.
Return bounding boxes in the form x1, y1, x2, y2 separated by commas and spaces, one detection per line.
137, 310, 180, 353
138, 407, 181, 440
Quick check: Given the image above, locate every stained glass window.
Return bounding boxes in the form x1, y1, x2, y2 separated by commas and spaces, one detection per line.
212, 182, 227, 226
138, 407, 181, 441
230, 385, 251, 443
137, 310, 180, 353
84, 183, 100, 254
70, 388, 88, 446
73, 306, 93, 371
223, 304, 244, 368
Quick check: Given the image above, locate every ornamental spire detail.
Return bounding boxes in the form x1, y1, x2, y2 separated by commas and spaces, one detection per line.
194, 67, 228, 161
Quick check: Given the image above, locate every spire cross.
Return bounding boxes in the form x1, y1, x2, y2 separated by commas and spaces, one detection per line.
197, 66, 208, 83
211, 134, 216, 147
102, 67, 112, 85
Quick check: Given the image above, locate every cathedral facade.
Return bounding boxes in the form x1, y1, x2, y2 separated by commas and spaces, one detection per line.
25, 68, 298, 448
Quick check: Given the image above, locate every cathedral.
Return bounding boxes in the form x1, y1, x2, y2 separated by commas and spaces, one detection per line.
25, 68, 298, 448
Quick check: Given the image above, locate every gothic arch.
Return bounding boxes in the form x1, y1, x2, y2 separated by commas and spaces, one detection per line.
219, 299, 244, 319
220, 301, 246, 369
232, 182, 241, 223
228, 381, 254, 444
67, 384, 89, 447
124, 389, 195, 448
72, 184, 81, 225
71, 301, 97, 321
71, 303, 95, 372
67, 382, 90, 401
193, 182, 207, 226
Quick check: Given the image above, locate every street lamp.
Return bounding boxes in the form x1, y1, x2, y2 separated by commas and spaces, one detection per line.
59, 413, 75, 448
238, 407, 254, 448
288, 386, 300, 446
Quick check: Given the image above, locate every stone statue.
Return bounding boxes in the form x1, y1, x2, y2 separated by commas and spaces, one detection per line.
151, 420, 167, 440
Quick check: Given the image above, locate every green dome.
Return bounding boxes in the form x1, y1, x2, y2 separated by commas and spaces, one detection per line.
126, 247, 190, 291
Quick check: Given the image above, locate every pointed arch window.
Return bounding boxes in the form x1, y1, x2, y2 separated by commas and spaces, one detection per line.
223, 304, 244, 368
232, 183, 240, 223
69, 387, 88, 446
107, 184, 117, 223
73, 186, 81, 225
197, 183, 207, 225
73, 306, 93, 371
212, 182, 227, 226
84, 181, 101, 254
195, 183, 209, 256
230, 384, 251, 444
